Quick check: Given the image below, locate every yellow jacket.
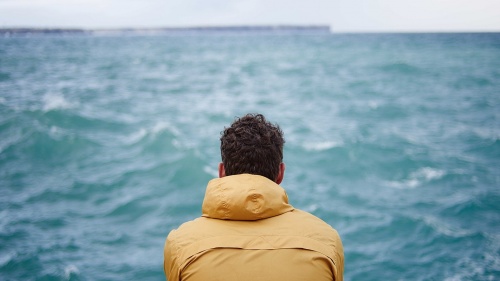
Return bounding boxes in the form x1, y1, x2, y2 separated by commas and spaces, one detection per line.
164, 174, 344, 281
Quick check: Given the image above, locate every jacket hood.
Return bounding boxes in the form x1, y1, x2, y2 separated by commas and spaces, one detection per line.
201, 174, 294, 221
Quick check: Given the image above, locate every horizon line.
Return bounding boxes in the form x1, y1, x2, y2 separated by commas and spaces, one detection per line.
1, 25, 499, 34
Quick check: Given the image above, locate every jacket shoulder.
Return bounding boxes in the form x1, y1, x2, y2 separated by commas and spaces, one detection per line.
165, 217, 211, 281
286, 209, 341, 237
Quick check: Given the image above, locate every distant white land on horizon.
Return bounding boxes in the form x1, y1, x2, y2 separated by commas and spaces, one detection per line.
0, 0, 499, 33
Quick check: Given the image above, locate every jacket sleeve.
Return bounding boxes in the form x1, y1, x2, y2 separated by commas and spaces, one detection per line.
332, 230, 344, 281
164, 232, 180, 281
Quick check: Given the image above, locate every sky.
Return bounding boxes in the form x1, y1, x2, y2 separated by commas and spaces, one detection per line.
0, 0, 499, 32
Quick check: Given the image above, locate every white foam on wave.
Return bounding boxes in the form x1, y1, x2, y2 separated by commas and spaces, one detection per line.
304, 203, 319, 213
386, 167, 445, 189
203, 166, 218, 177
303, 140, 343, 151
422, 215, 474, 238
64, 264, 79, 280
368, 100, 381, 109
414, 167, 445, 181
42, 93, 73, 111
0, 126, 24, 154
0, 252, 13, 267
122, 121, 181, 145
443, 250, 499, 281
0, 136, 14, 154
151, 121, 181, 137
48, 125, 68, 140
123, 128, 147, 145
472, 126, 500, 142
443, 262, 481, 281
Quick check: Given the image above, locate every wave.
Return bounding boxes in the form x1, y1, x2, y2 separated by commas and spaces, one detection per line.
42, 93, 75, 112
103, 196, 157, 222
121, 121, 181, 146
420, 215, 477, 238
64, 265, 80, 280
203, 165, 218, 178
302, 140, 343, 151
0, 125, 25, 155
386, 167, 445, 189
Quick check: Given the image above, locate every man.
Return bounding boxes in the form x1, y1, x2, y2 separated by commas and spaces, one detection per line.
164, 113, 344, 281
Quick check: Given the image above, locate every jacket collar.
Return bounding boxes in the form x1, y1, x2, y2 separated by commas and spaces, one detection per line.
202, 174, 294, 221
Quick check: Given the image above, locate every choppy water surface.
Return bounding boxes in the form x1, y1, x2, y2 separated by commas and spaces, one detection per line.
1, 32, 499, 280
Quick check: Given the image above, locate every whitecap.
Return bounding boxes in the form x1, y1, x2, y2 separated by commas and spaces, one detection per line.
203, 166, 218, 177
48, 126, 67, 139
412, 167, 445, 181
386, 179, 420, 189
386, 167, 445, 189
472, 126, 500, 141
122, 128, 147, 145
443, 252, 495, 281
64, 264, 79, 280
304, 204, 319, 213
0, 251, 13, 267
0, 138, 13, 154
42, 93, 73, 111
303, 140, 343, 151
368, 100, 381, 109
121, 121, 182, 145
151, 121, 181, 137
0, 127, 24, 154
171, 139, 182, 149
421, 215, 475, 238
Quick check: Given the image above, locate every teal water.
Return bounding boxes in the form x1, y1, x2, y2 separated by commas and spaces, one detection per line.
1, 32, 499, 280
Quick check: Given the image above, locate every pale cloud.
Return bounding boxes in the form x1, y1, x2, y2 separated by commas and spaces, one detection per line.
331, 0, 500, 32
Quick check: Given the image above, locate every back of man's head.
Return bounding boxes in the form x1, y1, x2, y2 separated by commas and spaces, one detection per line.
220, 113, 285, 182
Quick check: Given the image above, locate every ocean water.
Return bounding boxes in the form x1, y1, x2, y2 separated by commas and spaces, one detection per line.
0, 32, 499, 280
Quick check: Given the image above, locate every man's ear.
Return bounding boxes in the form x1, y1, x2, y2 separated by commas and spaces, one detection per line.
218, 162, 226, 178
275, 162, 286, 184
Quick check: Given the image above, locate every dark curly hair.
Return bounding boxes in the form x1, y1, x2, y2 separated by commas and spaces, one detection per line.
220, 114, 285, 181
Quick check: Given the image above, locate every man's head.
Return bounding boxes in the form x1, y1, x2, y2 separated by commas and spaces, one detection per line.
219, 113, 285, 183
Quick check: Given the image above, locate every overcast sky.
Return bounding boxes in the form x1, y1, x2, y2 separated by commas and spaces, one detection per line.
1, 0, 499, 32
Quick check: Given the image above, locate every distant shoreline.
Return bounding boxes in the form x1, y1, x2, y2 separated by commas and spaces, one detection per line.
1, 26, 498, 36
0, 25, 331, 35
